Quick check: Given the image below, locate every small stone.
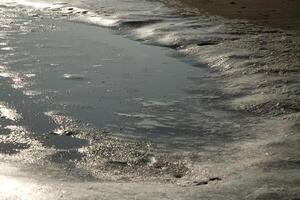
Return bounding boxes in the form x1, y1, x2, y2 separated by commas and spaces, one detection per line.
107, 160, 128, 166
49, 132, 59, 135
194, 180, 208, 185
209, 177, 222, 181
174, 173, 183, 178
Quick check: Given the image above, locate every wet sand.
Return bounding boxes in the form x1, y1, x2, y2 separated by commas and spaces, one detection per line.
0, 8, 240, 199
161, 0, 300, 30
0, 162, 205, 200
0, 0, 300, 199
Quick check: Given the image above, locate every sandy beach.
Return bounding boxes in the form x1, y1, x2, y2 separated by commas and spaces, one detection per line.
0, 0, 299, 199
161, 0, 300, 30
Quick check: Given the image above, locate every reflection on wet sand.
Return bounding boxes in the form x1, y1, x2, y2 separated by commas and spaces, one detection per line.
0, 0, 299, 199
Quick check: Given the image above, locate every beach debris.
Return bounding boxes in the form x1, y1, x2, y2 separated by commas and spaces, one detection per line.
178, 177, 222, 187
133, 154, 157, 167
173, 173, 184, 178
64, 130, 79, 136
193, 177, 222, 185
49, 129, 80, 136
107, 160, 128, 167
31, 14, 39, 17
197, 41, 219, 46
63, 74, 84, 80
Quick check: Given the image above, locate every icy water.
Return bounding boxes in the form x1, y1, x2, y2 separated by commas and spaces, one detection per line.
0, 0, 299, 199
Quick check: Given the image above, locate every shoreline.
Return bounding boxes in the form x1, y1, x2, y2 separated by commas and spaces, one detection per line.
0, 1, 299, 199
161, 0, 300, 31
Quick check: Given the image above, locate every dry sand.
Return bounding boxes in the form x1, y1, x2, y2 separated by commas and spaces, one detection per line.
161, 0, 300, 31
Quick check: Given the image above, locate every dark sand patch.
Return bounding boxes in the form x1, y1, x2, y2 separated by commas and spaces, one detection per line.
161, 0, 300, 30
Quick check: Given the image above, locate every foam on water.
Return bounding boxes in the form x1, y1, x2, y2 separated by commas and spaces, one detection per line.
23, 89, 42, 96
63, 73, 84, 80
0, 66, 29, 89
74, 15, 119, 27
0, 47, 13, 51
11, 0, 63, 9
0, 102, 22, 121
